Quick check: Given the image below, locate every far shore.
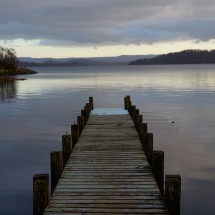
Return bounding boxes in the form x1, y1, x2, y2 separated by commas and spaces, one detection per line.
0, 67, 37, 76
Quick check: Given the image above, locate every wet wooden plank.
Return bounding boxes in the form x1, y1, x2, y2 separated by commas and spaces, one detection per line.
51, 191, 164, 197
50, 194, 164, 200
48, 199, 165, 205
87, 115, 134, 125
46, 203, 166, 209
43, 109, 169, 214
44, 208, 168, 214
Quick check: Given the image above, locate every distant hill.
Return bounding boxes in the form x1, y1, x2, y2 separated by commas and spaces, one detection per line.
18, 55, 156, 67
18, 59, 86, 67
129, 50, 215, 65
88, 55, 156, 62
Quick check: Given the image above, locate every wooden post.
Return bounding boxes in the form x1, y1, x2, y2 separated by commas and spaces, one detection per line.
33, 174, 49, 215
84, 105, 88, 121
165, 175, 181, 215
71, 124, 79, 148
62, 135, 72, 167
131, 105, 136, 119
139, 123, 148, 148
77, 115, 85, 134
86, 103, 91, 114
124, 97, 127, 110
89, 96, 94, 110
127, 100, 132, 114
87, 102, 92, 113
50, 151, 63, 194
124, 95, 131, 110
81, 109, 87, 125
153, 151, 164, 195
145, 133, 153, 166
135, 114, 143, 132
137, 114, 143, 124
84, 103, 91, 121
133, 109, 139, 125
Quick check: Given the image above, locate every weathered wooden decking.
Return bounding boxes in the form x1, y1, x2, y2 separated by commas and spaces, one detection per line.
43, 108, 169, 214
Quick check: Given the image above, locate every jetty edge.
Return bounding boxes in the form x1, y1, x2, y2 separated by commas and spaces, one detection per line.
33, 96, 181, 215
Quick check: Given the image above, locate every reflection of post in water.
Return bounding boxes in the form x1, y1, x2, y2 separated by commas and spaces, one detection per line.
0, 78, 17, 102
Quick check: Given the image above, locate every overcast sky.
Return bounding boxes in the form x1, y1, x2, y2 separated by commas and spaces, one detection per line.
0, 0, 215, 57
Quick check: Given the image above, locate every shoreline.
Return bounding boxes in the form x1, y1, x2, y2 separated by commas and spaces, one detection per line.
0, 67, 37, 76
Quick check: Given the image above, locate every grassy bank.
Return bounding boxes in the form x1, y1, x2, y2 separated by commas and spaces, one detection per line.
0, 67, 37, 76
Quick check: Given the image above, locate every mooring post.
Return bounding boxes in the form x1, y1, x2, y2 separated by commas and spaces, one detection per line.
124, 95, 131, 110
89, 96, 94, 110
145, 133, 153, 166
165, 175, 181, 215
84, 105, 88, 121
139, 123, 148, 149
153, 150, 164, 195
124, 97, 127, 110
133, 109, 139, 125
135, 114, 143, 132
77, 115, 85, 135
127, 100, 132, 114
125, 96, 132, 114
84, 103, 91, 121
50, 151, 63, 194
71, 124, 79, 148
81, 109, 87, 125
131, 105, 136, 119
62, 135, 72, 167
33, 174, 49, 215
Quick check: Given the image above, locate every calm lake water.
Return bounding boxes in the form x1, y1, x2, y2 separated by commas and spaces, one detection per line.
0, 65, 215, 214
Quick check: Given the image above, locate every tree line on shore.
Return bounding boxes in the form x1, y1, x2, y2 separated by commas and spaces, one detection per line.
0, 46, 17, 70
129, 49, 215, 65
0, 46, 36, 76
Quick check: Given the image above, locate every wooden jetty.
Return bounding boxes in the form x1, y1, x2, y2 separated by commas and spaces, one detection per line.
33, 96, 181, 215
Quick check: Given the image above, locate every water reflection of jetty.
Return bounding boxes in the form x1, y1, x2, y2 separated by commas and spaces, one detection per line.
0, 78, 17, 102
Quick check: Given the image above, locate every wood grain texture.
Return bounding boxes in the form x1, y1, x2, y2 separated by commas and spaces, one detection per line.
43, 109, 169, 214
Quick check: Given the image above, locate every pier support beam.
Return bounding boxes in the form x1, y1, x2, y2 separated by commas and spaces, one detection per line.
33, 174, 49, 215
81, 109, 87, 125
131, 105, 136, 119
133, 109, 139, 126
153, 151, 164, 195
71, 124, 79, 148
51, 151, 63, 194
139, 123, 148, 148
145, 133, 153, 166
124, 95, 131, 110
62, 135, 72, 167
85, 103, 91, 120
89, 96, 94, 110
165, 175, 181, 215
135, 114, 143, 132
77, 115, 85, 135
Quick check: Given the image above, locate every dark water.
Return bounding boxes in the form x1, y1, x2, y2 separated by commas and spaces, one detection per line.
0, 65, 215, 214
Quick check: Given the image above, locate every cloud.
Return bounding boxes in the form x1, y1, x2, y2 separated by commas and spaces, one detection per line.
0, 0, 215, 47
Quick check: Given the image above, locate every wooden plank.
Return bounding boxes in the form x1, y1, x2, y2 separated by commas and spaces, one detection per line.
55, 184, 159, 189
43, 108, 169, 215
50, 191, 164, 197
44, 212, 167, 215
44, 208, 168, 213
50, 195, 164, 200
46, 203, 166, 209
57, 182, 158, 186
48, 199, 165, 205
63, 166, 151, 170
44, 212, 166, 215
